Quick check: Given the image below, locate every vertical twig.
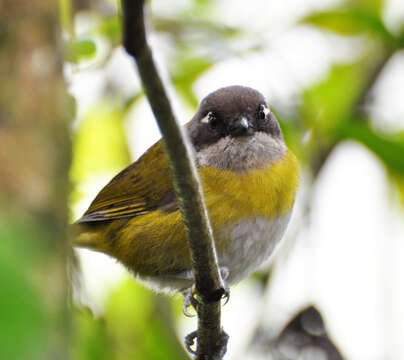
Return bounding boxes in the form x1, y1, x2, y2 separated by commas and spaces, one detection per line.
121, 1, 227, 358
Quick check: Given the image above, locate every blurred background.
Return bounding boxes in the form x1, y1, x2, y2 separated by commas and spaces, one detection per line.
1, 0, 404, 359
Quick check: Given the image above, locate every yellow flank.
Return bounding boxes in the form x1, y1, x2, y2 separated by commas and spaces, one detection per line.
76, 149, 299, 277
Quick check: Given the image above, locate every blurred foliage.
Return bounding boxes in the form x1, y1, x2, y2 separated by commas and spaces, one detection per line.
64, 0, 241, 107
72, 308, 114, 360
60, 0, 73, 33
66, 39, 97, 62
70, 102, 131, 183
297, 57, 374, 172
94, 15, 121, 45
300, 0, 404, 186
338, 122, 404, 175
172, 55, 213, 107
395, 176, 404, 206
69, 101, 132, 208
302, 0, 404, 46
0, 218, 48, 360
303, 10, 394, 42
72, 280, 188, 360
301, 62, 367, 134
350, 0, 384, 15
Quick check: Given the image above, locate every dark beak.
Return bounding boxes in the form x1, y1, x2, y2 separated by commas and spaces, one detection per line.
230, 116, 253, 137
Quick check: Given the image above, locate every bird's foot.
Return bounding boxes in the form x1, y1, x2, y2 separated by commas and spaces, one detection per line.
222, 285, 230, 306
185, 330, 198, 354
185, 328, 229, 357
182, 286, 198, 317
182, 267, 230, 317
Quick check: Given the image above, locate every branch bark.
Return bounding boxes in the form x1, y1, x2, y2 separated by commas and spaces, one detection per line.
121, 1, 227, 358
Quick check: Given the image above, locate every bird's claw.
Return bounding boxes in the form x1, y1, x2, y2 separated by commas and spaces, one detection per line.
222, 286, 230, 306
219, 267, 230, 306
182, 286, 198, 317
184, 329, 229, 357
185, 330, 198, 354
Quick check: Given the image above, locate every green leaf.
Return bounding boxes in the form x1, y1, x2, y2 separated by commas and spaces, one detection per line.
301, 62, 367, 135
339, 122, 404, 208
303, 9, 393, 41
337, 122, 404, 175
66, 39, 97, 63
95, 16, 122, 44
394, 176, 404, 208
349, 0, 384, 16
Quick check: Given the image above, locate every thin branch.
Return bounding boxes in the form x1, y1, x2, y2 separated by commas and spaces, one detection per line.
355, 49, 394, 117
121, 1, 227, 358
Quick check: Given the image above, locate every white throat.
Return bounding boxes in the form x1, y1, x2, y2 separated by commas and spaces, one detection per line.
196, 132, 286, 172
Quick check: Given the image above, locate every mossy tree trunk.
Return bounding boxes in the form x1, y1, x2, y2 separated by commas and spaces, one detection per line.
0, 2, 71, 359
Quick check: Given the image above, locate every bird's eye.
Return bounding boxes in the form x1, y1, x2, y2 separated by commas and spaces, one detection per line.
209, 114, 218, 129
201, 111, 218, 129
258, 104, 270, 120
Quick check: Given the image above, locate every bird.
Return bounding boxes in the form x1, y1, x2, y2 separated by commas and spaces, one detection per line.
73, 85, 299, 316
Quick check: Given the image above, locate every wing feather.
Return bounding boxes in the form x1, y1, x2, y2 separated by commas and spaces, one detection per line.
77, 140, 178, 223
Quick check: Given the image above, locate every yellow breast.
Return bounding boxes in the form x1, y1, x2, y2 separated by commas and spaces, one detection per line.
200, 148, 299, 229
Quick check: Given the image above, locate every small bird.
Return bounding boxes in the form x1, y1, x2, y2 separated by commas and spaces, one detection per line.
73, 85, 299, 312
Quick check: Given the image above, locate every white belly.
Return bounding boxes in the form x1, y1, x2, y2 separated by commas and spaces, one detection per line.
138, 212, 292, 294
218, 212, 292, 285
